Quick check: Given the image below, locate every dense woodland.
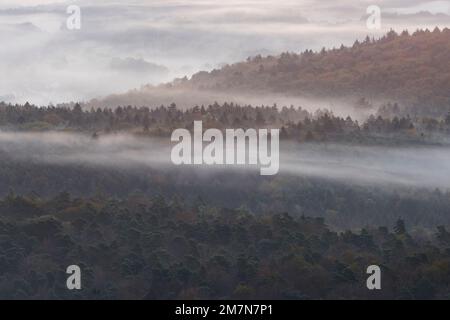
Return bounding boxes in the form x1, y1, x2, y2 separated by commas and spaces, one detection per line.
2, 29, 450, 299
2, 102, 450, 230
1, 102, 450, 299
1, 193, 450, 299
2, 102, 450, 144
181, 28, 450, 114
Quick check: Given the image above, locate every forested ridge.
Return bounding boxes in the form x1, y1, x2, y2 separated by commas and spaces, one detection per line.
171, 28, 450, 114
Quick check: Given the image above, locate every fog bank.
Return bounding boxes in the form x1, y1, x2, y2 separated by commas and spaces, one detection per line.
1, 131, 450, 190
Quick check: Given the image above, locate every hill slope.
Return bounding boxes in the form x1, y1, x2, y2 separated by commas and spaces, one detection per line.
93, 29, 450, 115
181, 28, 450, 106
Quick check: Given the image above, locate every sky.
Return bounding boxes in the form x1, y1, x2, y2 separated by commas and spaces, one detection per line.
1, 0, 450, 105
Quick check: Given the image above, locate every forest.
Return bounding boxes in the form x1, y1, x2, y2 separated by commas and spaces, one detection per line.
2, 101, 450, 144
1, 101, 450, 299
2, 28, 450, 300
86, 28, 450, 117
174, 28, 450, 116
1, 192, 449, 299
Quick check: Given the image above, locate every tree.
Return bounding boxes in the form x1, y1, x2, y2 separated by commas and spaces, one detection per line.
394, 219, 406, 235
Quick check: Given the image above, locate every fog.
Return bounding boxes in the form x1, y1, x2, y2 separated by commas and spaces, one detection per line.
92, 87, 376, 121
282, 142, 450, 189
1, 0, 450, 105
1, 131, 450, 190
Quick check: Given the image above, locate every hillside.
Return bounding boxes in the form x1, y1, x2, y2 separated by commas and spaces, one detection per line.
95, 29, 450, 116
185, 29, 450, 109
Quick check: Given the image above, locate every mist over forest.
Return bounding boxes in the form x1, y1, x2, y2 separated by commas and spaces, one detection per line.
2, 103, 450, 232
2, 0, 450, 300
2, 131, 450, 190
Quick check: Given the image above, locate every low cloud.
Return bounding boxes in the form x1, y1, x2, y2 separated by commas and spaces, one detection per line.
110, 57, 169, 75
2, 131, 450, 190
1, 0, 449, 104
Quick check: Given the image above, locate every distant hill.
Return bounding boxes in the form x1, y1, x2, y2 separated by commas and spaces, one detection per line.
93, 29, 450, 115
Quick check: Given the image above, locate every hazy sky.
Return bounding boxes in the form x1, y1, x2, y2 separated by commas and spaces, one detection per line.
1, 0, 449, 104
